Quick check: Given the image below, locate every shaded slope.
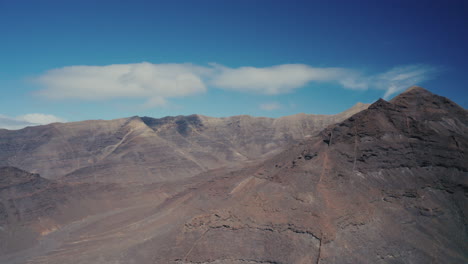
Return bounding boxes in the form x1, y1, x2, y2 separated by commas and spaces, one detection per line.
0, 167, 168, 262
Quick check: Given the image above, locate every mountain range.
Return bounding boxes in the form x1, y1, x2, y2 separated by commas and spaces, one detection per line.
0, 103, 368, 183
0, 87, 466, 264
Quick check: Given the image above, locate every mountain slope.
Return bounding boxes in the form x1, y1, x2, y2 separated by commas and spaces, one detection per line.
5, 87, 466, 264
0, 103, 368, 183
0, 166, 174, 263
144, 86, 467, 264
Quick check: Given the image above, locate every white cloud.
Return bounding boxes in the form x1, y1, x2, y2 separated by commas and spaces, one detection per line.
36, 62, 212, 107
35, 62, 438, 104
18, 113, 66, 125
259, 102, 282, 111
0, 115, 35, 130
210, 64, 350, 94
210, 64, 437, 98
0, 114, 66, 130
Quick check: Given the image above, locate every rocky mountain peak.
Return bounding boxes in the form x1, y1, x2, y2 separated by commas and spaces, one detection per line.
351, 101, 367, 108
320, 86, 467, 153
390, 86, 434, 103
389, 86, 460, 112
368, 98, 393, 110
402, 85, 432, 94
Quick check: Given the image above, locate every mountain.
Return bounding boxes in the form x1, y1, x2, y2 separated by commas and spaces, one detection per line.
0, 103, 368, 183
1, 87, 467, 264
80, 86, 463, 264
0, 166, 176, 263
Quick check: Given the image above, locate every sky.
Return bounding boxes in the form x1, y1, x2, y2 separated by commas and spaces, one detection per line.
1, 0, 467, 129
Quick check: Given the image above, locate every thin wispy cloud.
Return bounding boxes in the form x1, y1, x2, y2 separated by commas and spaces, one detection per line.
35, 62, 439, 107
373, 64, 440, 99
0, 114, 66, 130
259, 102, 282, 111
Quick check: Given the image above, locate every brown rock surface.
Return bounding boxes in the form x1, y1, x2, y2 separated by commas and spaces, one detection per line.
0, 167, 169, 263
0, 103, 368, 183
1, 87, 467, 264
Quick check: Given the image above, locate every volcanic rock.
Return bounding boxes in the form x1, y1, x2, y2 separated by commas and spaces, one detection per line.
1, 87, 467, 264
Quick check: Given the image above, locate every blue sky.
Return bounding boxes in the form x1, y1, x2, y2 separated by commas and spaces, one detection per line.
1, 0, 467, 128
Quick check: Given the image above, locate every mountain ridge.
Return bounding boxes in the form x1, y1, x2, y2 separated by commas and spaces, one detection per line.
0, 101, 370, 132
0, 102, 369, 183
1, 87, 467, 263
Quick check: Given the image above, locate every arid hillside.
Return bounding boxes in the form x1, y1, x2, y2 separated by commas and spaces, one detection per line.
0, 103, 368, 183
0, 87, 466, 264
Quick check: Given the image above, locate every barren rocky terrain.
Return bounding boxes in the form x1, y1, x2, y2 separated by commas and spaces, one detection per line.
0, 103, 368, 184
0, 87, 466, 263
